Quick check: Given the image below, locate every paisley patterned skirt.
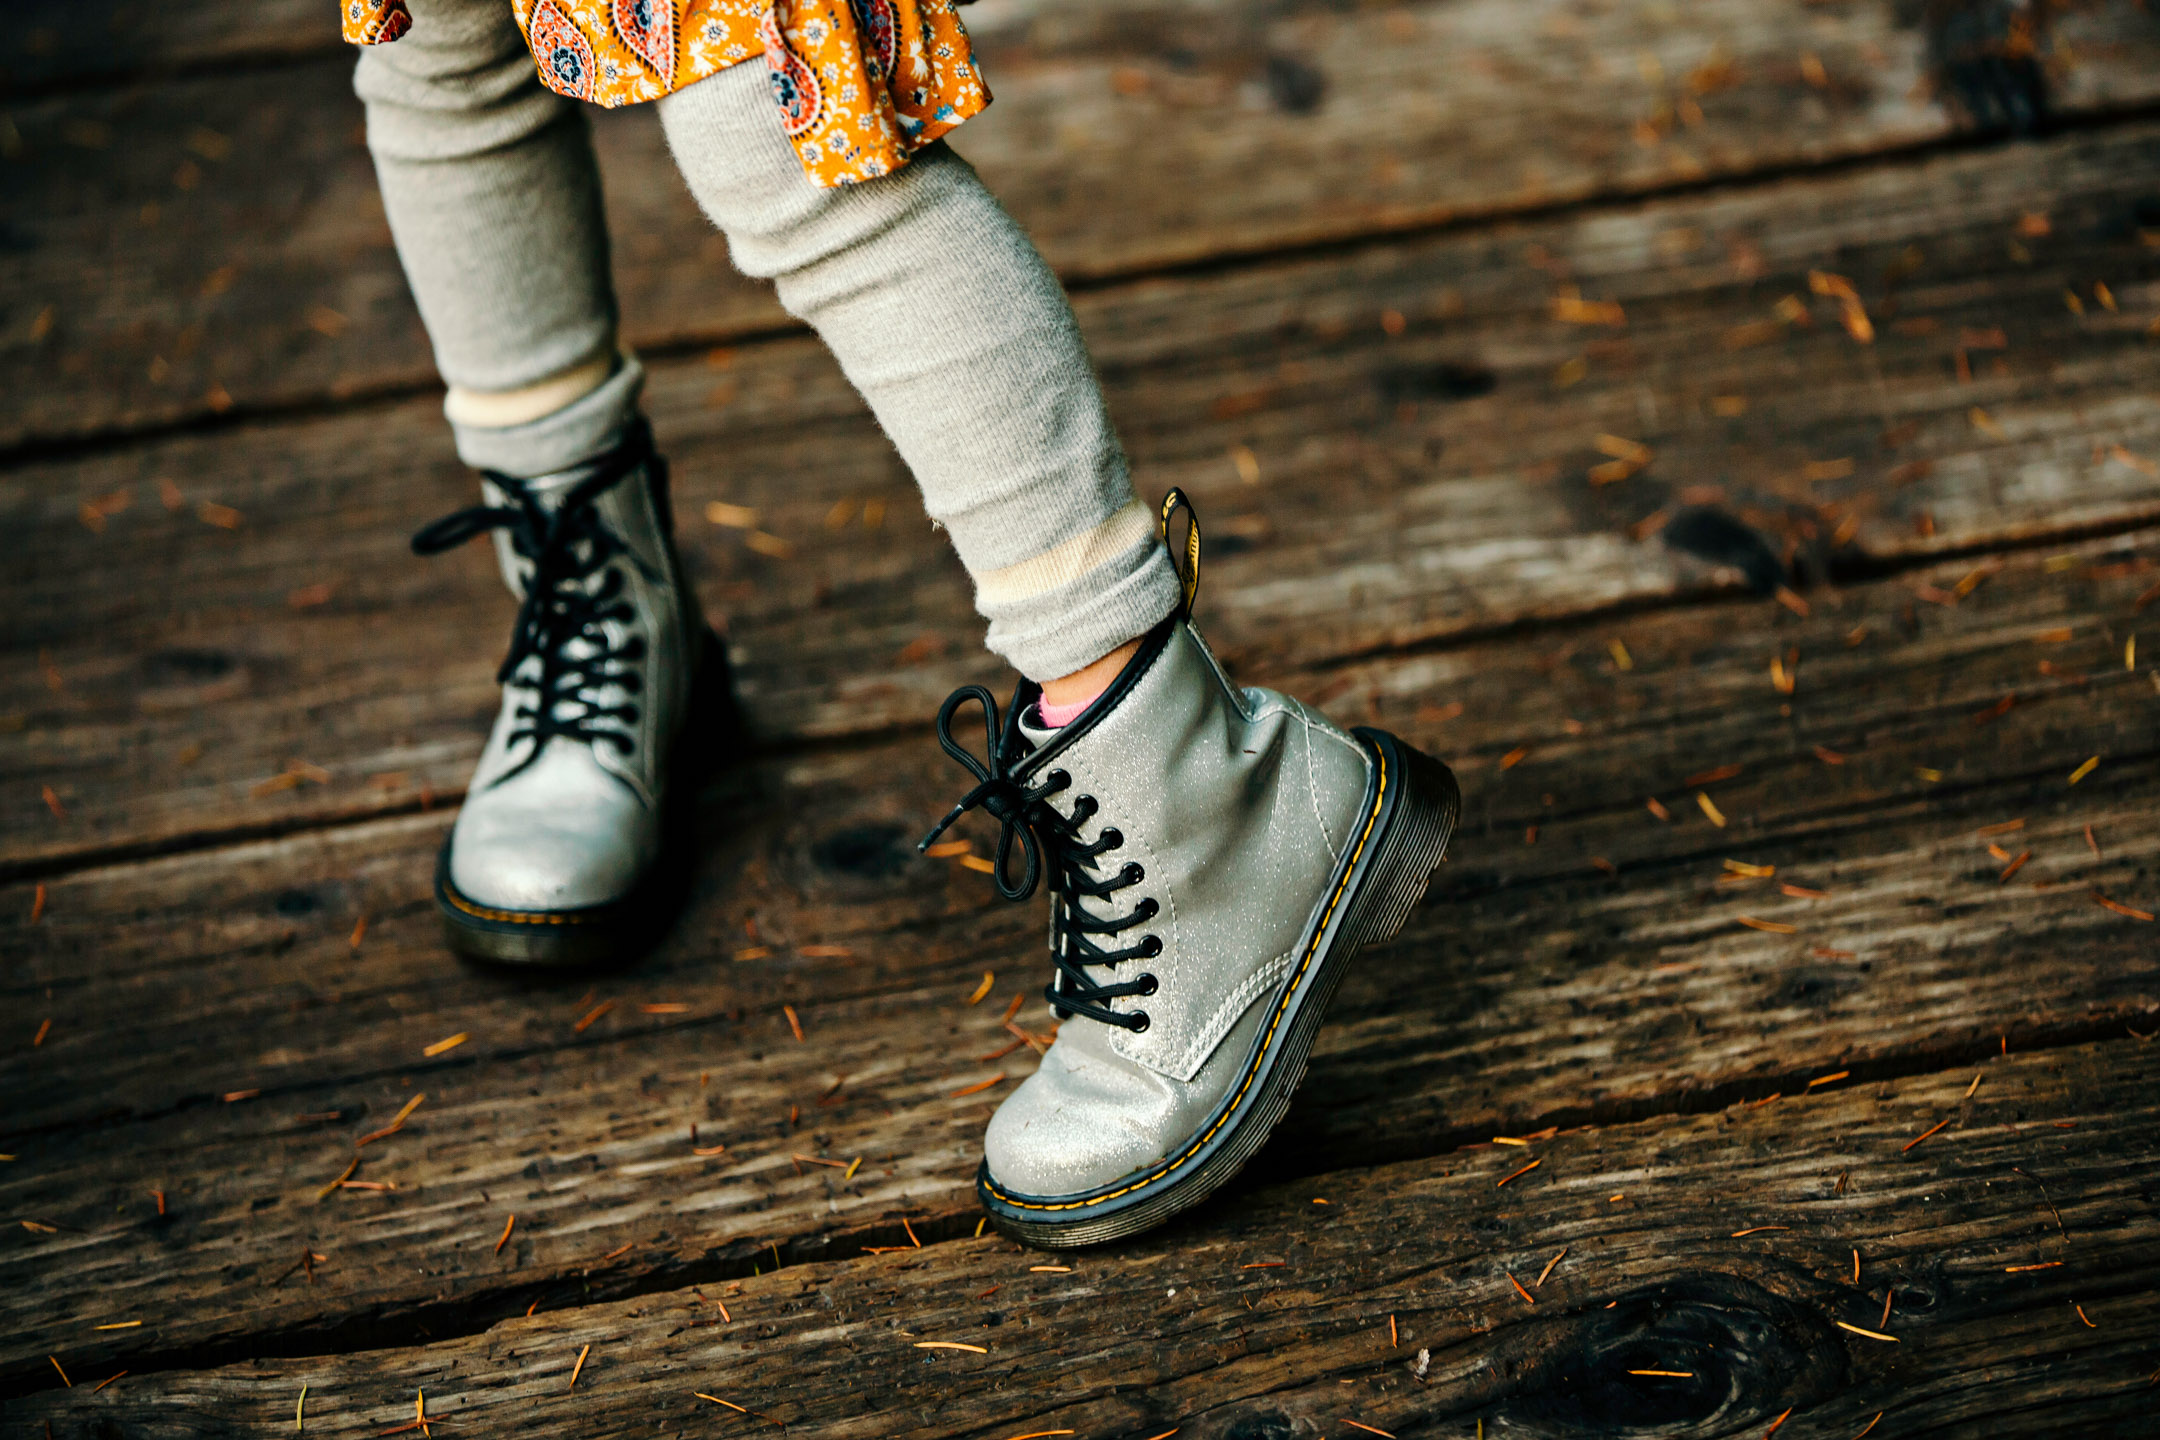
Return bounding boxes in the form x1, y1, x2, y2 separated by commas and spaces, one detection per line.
342, 0, 989, 188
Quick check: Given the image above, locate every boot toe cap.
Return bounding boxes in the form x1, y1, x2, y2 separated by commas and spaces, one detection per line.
448, 798, 655, 912
982, 1049, 1182, 1198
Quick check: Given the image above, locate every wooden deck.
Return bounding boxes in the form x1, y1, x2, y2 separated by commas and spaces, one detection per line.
7, 1, 2160, 1434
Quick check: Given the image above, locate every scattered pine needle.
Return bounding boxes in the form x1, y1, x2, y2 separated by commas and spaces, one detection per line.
2068, 756, 2099, 785
356, 1094, 426, 1148
1507, 1271, 1536, 1306
961, 855, 997, 873
1737, 916, 1798, 934
1731, 1226, 1790, 1238
1028, 1265, 1073, 1273
696, 1394, 749, 1412
567, 1343, 590, 1392
1499, 746, 1530, 771
1535, 1247, 1568, 1286
950, 1073, 1005, 1098
903, 1216, 922, 1248
421, 1033, 467, 1058
1628, 1369, 1692, 1377
1998, 850, 2032, 883
32, 1019, 50, 1047
573, 1000, 614, 1032
49, 1357, 70, 1386
1763, 1408, 1794, 1438
2095, 892, 2155, 921
2075, 1301, 2096, 1328
297, 1382, 306, 1431
30, 884, 46, 923
1497, 1158, 1543, 1188
1808, 1071, 1849, 1090
92, 1321, 142, 1331
1853, 1413, 1885, 1439
1835, 1320, 1899, 1342
1697, 792, 1727, 828
1965, 1073, 1984, 1099
1684, 763, 1744, 787
997, 1432, 1078, 1440
1390, 1314, 1398, 1347
349, 915, 368, 950
967, 972, 995, 1005
1344, 1424, 1395, 1438
2005, 1261, 2063, 1272
1902, 1117, 1953, 1153
924, 839, 971, 859
784, 1005, 805, 1042
314, 1155, 361, 1202
495, 1214, 516, 1256
913, 1341, 987, 1353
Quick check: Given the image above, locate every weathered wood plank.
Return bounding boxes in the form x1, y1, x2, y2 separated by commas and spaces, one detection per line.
4, 0, 332, 94
14, 1039, 2158, 1435
10, 119, 2160, 870
7, 0, 2160, 448
4, 535, 2154, 1389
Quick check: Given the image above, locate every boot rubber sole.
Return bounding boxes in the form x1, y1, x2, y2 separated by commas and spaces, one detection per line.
976, 726, 1459, 1248
434, 629, 735, 969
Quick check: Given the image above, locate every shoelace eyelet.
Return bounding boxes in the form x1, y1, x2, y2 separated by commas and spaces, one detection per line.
1139, 934, 1164, 958
1135, 972, 1159, 996
1099, 827, 1123, 850
1122, 861, 1145, 885
1127, 1011, 1151, 1033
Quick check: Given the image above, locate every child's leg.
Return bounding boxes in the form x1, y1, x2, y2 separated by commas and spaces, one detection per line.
655, 64, 1183, 686
356, 0, 705, 964
354, 0, 636, 474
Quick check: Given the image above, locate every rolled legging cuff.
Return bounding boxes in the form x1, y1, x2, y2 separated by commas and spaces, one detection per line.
983, 539, 1184, 683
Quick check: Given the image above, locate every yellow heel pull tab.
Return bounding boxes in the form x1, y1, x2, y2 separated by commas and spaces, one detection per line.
1160, 488, 1201, 616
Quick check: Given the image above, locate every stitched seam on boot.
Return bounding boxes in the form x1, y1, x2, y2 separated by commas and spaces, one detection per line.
1285, 698, 1366, 855
1295, 714, 1339, 855
1161, 948, 1293, 1080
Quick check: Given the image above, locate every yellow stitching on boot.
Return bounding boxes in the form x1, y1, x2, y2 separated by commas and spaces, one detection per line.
983, 745, 1390, 1212
443, 887, 603, 926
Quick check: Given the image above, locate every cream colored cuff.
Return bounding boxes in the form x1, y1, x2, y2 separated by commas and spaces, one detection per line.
972, 499, 1156, 609
444, 350, 623, 430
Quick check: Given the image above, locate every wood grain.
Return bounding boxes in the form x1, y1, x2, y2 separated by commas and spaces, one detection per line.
10, 119, 2160, 871
13, 1038, 2157, 1435
7, 0, 2160, 448
4, 535, 2153, 1390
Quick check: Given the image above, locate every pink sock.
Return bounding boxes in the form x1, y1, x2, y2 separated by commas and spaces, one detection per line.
1035, 687, 1104, 728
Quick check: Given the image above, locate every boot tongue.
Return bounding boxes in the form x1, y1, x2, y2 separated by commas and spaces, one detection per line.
1018, 704, 1059, 749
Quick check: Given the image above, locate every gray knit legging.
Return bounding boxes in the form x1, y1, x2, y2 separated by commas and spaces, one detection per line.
354, 0, 1179, 681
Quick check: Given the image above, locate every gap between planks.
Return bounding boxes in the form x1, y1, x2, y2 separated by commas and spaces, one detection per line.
9, 505, 2155, 891
12, 95, 2160, 474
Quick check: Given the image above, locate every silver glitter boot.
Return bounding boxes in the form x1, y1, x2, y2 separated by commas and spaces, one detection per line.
412, 421, 722, 966
922, 492, 1459, 1246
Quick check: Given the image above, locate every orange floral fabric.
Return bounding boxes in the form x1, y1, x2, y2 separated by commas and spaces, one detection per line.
341, 0, 989, 187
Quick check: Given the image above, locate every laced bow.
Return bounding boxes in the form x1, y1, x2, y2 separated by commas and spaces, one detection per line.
920, 686, 1161, 1032
411, 430, 660, 787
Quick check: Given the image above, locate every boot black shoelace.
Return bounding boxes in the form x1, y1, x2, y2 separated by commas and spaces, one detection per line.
920, 685, 1161, 1033
411, 430, 661, 788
